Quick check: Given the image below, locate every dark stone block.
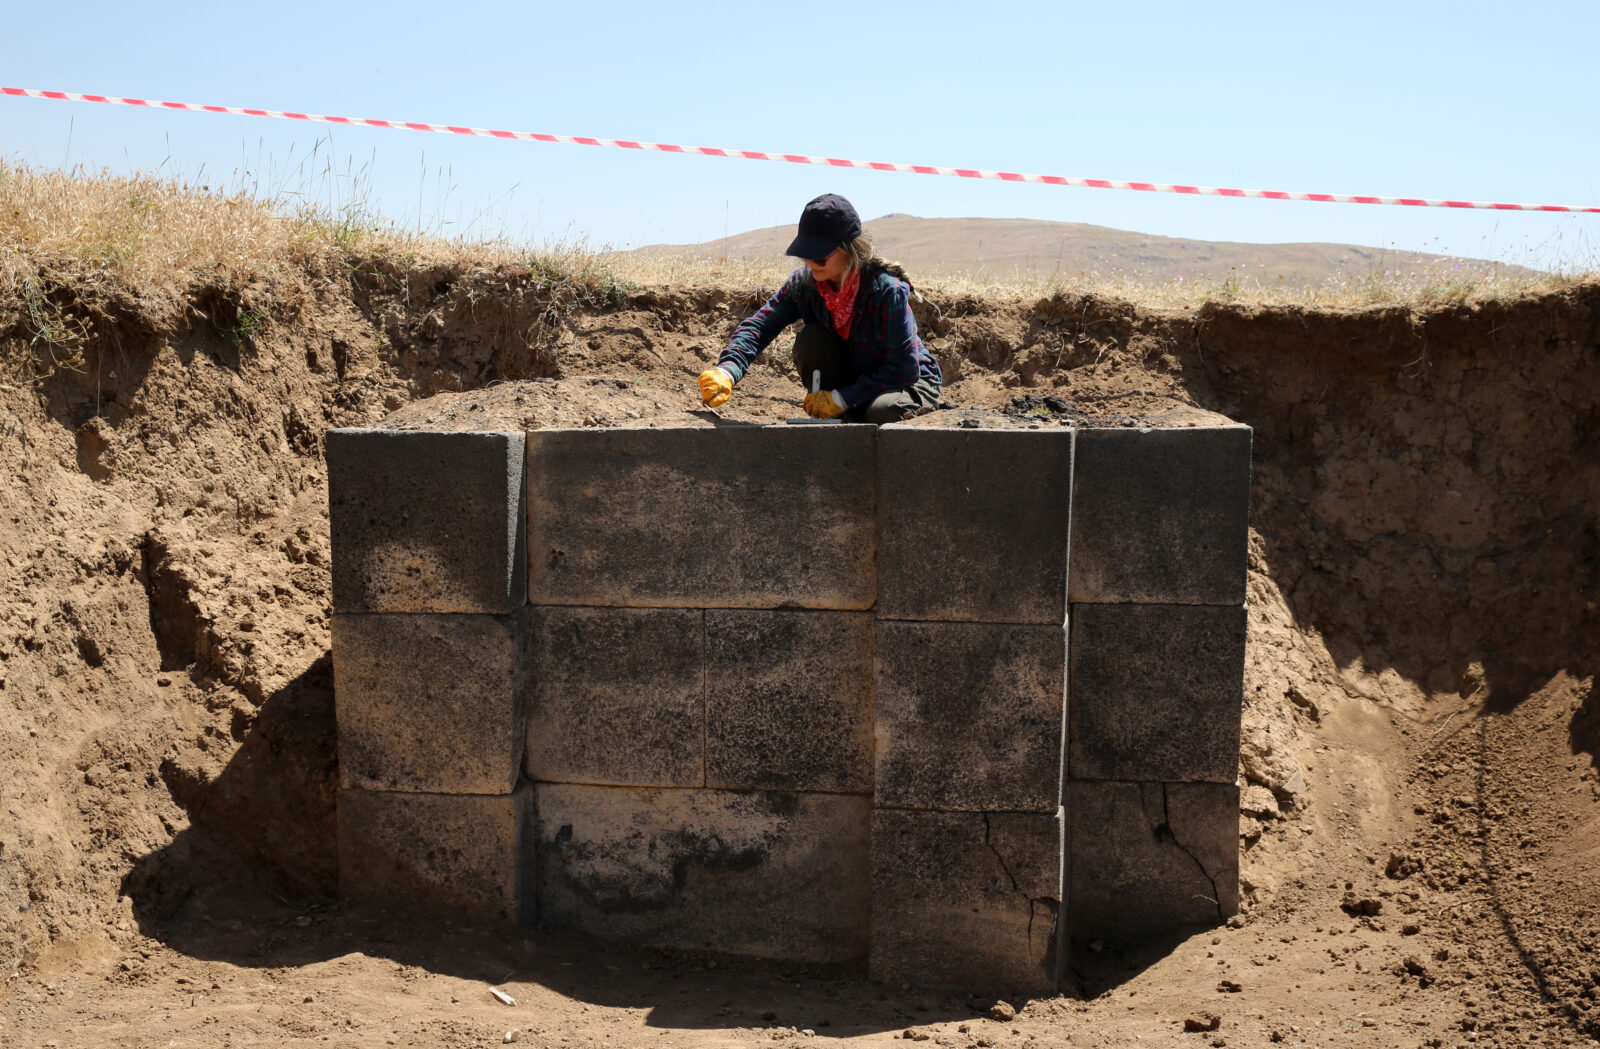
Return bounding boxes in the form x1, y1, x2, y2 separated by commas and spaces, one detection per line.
706, 610, 873, 793
877, 427, 1073, 624
334, 611, 529, 794
525, 608, 704, 788
870, 808, 1061, 994
526, 427, 876, 610
534, 785, 869, 963
874, 621, 1064, 813
338, 784, 535, 924
1069, 426, 1251, 605
1066, 780, 1239, 940
1068, 603, 1246, 783
327, 428, 527, 614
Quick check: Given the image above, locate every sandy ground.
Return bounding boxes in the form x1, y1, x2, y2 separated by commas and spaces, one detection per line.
2, 265, 1597, 1047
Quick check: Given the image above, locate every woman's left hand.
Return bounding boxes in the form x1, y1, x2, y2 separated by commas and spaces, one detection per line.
803, 390, 847, 419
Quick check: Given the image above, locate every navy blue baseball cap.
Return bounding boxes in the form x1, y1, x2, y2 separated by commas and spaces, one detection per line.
785, 193, 862, 262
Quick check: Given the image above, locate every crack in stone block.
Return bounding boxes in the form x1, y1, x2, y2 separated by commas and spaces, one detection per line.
871, 808, 1061, 993
1066, 780, 1239, 941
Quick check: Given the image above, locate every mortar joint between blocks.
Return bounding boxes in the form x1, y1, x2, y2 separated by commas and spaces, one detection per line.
700, 609, 709, 790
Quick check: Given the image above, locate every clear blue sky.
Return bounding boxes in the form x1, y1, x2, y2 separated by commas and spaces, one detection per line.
5, 0, 1598, 270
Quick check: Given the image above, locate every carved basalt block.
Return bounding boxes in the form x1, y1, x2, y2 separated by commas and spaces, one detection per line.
526, 427, 876, 610
870, 808, 1062, 993
534, 785, 869, 963
706, 610, 874, 793
328, 428, 527, 614
1069, 426, 1251, 605
878, 427, 1073, 624
335, 611, 529, 795
338, 784, 535, 924
875, 621, 1065, 813
526, 607, 704, 788
1067, 603, 1246, 783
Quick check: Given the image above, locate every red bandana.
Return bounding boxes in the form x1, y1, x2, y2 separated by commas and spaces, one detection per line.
818, 268, 861, 340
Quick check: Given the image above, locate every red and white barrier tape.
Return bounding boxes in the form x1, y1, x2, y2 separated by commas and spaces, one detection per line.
6, 86, 1599, 215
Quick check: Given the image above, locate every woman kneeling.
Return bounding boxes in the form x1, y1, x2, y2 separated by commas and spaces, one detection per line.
698, 193, 942, 424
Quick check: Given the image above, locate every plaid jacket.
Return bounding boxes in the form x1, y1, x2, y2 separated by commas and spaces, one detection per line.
717, 267, 942, 409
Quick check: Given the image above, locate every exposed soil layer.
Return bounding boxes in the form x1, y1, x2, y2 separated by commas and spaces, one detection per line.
1, 264, 1597, 1048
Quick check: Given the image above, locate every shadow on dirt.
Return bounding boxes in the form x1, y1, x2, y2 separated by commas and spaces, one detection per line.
1065, 930, 1196, 1001
1571, 677, 1600, 773
1193, 291, 1600, 726
139, 904, 1033, 1038
122, 657, 338, 925
119, 656, 1067, 1035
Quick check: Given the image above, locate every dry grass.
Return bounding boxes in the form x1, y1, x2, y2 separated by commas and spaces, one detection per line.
598, 250, 795, 292
0, 160, 561, 295
2, 160, 1595, 384
2, 161, 326, 297
603, 246, 1595, 311
0, 162, 632, 384
984, 262, 1588, 310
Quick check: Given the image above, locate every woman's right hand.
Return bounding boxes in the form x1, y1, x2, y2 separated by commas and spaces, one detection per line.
698, 367, 733, 408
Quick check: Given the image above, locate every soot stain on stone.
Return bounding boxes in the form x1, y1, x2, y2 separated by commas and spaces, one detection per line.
556, 824, 780, 916
756, 791, 801, 818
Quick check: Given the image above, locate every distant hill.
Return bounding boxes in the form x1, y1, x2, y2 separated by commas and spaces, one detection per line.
633, 213, 1535, 286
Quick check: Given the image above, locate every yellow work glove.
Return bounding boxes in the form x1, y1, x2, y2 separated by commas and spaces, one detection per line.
803, 389, 847, 419
698, 367, 733, 408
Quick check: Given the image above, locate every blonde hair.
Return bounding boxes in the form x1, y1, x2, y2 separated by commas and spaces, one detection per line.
840, 232, 875, 280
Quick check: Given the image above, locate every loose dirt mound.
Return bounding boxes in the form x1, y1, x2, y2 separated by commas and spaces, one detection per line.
1, 262, 1596, 1047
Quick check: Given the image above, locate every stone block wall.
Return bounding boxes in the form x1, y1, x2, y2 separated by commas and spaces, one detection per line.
1065, 427, 1251, 939
328, 419, 1251, 992
515, 426, 881, 965
327, 428, 533, 923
